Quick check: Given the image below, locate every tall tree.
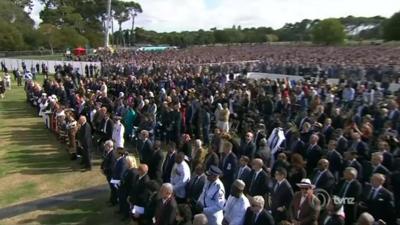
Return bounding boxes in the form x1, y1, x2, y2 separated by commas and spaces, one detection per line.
383, 11, 400, 41
312, 18, 346, 45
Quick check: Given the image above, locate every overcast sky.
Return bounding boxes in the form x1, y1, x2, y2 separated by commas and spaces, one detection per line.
31, 0, 400, 32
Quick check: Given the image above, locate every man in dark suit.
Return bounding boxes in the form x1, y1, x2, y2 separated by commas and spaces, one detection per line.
271, 167, 294, 223
137, 130, 154, 165
322, 118, 334, 146
99, 110, 114, 142
362, 152, 391, 186
312, 159, 335, 194
289, 132, 306, 158
378, 140, 394, 170
129, 164, 150, 211
219, 141, 238, 197
77, 116, 93, 170
162, 142, 176, 183
101, 140, 117, 205
359, 173, 396, 225
236, 156, 252, 186
247, 158, 271, 197
335, 129, 348, 155
243, 195, 275, 225
290, 178, 321, 225
154, 183, 178, 225
186, 164, 206, 211
240, 132, 256, 160
306, 134, 324, 175
342, 151, 363, 181
149, 140, 164, 183
334, 167, 362, 225
349, 132, 369, 162
325, 140, 343, 181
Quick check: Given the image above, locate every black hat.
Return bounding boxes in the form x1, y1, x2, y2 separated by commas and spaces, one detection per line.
205, 165, 223, 176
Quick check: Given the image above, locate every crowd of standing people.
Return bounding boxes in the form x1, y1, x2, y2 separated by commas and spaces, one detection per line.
9, 44, 400, 225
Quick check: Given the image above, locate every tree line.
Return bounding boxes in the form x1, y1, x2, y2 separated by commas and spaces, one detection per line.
0, 0, 399, 51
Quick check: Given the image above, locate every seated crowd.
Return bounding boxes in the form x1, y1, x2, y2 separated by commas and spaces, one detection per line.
14, 45, 400, 225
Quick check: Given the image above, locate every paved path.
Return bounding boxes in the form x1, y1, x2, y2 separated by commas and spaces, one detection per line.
0, 185, 108, 220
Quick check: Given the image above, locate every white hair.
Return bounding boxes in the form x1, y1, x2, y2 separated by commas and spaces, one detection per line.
104, 140, 114, 147
252, 195, 265, 208
193, 214, 208, 225
345, 167, 358, 178
161, 183, 174, 193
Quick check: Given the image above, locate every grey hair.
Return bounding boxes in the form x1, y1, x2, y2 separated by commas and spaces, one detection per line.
161, 183, 174, 193
252, 195, 265, 208
193, 214, 208, 225
104, 140, 114, 147
345, 167, 358, 178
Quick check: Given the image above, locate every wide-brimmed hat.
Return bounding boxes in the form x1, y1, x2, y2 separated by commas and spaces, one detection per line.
205, 165, 223, 176
296, 178, 315, 189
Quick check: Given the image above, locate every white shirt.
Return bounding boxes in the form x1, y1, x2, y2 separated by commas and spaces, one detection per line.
170, 161, 191, 198
224, 194, 250, 225
112, 122, 125, 148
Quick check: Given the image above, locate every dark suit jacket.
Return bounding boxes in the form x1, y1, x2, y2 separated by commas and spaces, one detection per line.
149, 149, 164, 183
138, 139, 153, 165
306, 144, 323, 174
247, 169, 271, 197
291, 192, 321, 225
361, 185, 396, 225
336, 136, 348, 154
290, 139, 306, 158
255, 148, 271, 168
186, 174, 206, 202
204, 152, 219, 170
240, 141, 256, 160
326, 150, 343, 177
271, 179, 294, 222
334, 179, 362, 225
219, 152, 238, 189
101, 150, 117, 178
322, 126, 334, 144
364, 163, 391, 184
236, 165, 251, 185
243, 208, 275, 225
130, 174, 150, 207
120, 168, 139, 195
312, 169, 335, 194
162, 152, 176, 183
154, 197, 177, 225
100, 118, 114, 141
77, 122, 92, 150
112, 156, 129, 180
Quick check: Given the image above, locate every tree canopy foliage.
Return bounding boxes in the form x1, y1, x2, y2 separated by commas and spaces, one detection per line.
312, 18, 346, 45
0, 1, 396, 50
384, 11, 400, 41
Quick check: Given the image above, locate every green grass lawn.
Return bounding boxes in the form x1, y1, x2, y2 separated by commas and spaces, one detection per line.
0, 75, 129, 224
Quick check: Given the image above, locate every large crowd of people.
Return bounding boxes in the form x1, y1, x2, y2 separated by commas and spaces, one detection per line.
5, 44, 400, 225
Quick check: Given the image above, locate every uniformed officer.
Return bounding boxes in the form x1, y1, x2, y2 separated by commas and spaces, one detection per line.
197, 165, 226, 225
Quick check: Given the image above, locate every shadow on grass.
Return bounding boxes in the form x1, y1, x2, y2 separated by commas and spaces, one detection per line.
0, 96, 102, 176
0, 185, 112, 224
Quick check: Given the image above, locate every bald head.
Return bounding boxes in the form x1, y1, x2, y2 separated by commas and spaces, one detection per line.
318, 159, 329, 170
138, 164, 148, 176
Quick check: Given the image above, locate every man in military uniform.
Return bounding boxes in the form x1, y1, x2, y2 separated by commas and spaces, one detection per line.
197, 165, 226, 225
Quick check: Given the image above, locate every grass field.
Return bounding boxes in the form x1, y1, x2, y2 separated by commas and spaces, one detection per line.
0, 75, 133, 224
